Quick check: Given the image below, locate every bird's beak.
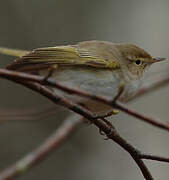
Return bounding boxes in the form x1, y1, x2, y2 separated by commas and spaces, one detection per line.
152, 57, 167, 63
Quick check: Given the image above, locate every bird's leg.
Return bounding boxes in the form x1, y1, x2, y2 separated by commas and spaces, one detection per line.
43, 65, 58, 81
93, 82, 124, 119
92, 83, 125, 137
113, 81, 125, 102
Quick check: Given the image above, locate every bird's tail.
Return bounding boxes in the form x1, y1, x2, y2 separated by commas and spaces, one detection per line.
0, 47, 29, 57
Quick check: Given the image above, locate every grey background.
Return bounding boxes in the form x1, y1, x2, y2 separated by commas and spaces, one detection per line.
0, 0, 169, 179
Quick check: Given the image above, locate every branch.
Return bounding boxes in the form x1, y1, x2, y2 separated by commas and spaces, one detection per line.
0, 69, 168, 132
128, 73, 169, 101
0, 114, 83, 180
0, 78, 154, 180
140, 154, 169, 163
114, 102, 169, 131
0, 68, 168, 180
0, 105, 57, 121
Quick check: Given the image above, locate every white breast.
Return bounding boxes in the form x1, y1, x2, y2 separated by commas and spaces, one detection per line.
40, 67, 143, 103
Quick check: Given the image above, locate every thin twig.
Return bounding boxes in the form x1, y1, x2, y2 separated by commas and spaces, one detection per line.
128, 73, 169, 101
140, 154, 169, 163
114, 102, 169, 131
0, 105, 57, 121
0, 114, 83, 180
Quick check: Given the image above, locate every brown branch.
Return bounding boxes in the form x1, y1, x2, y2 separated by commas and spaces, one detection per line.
114, 102, 169, 131
128, 73, 169, 101
140, 154, 169, 163
0, 78, 154, 180
0, 69, 168, 132
0, 105, 57, 121
0, 68, 168, 179
0, 114, 83, 180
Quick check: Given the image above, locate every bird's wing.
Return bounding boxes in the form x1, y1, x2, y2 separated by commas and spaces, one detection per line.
5, 45, 120, 72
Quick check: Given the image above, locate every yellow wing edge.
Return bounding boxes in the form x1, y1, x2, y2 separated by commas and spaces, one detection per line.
0, 46, 121, 71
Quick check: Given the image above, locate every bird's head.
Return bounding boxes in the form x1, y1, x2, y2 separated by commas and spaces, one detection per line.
116, 43, 166, 80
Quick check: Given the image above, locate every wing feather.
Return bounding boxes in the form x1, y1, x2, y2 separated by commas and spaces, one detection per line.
6, 44, 120, 71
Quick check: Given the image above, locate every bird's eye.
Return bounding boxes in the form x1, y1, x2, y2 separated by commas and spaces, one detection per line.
135, 60, 142, 65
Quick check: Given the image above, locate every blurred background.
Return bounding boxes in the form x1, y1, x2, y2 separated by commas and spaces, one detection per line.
0, 0, 169, 179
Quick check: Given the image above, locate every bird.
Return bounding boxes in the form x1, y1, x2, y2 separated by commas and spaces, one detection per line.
0, 40, 166, 114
